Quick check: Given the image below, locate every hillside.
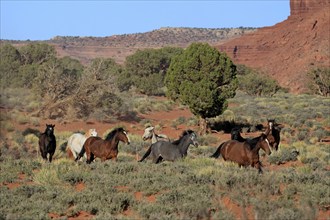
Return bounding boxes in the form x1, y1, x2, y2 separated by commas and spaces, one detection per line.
216, 0, 330, 94
3, 27, 256, 65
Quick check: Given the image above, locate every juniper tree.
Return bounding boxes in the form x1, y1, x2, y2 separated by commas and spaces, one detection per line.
165, 43, 237, 134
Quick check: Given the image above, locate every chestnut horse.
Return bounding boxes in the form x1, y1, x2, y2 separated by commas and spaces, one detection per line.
210, 133, 273, 173
75, 127, 130, 163
38, 124, 56, 162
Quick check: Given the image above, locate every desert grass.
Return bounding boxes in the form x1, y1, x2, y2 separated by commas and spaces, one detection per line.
1, 91, 330, 219
1, 136, 329, 220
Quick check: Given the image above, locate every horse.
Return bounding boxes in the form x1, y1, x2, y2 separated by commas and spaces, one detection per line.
231, 119, 279, 151
138, 130, 198, 163
268, 119, 282, 151
142, 126, 170, 143
65, 128, 98, 160
75, 127, 130, 163
210, 133, 273, 173
38, 124, 56, 162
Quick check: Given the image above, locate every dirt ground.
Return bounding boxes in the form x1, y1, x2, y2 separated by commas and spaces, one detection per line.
2, 106, 330, 220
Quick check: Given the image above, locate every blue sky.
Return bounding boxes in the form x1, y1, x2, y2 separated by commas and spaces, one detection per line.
1, 1, 290, 41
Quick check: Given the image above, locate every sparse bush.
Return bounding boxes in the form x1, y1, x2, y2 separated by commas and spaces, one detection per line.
308, 67, 330, 97
238, 70, 281, 96
268, 148, 299, 165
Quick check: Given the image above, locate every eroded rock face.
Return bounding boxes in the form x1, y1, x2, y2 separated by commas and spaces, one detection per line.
216, 0, 330, 94
290, 0, 330, 16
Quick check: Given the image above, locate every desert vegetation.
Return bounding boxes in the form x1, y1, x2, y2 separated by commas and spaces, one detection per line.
1, 87, 329, 219
1, 41, 329, 219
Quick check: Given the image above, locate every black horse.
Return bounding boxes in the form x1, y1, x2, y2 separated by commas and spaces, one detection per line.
39, 124, 56, 162
139, 130, 198, 163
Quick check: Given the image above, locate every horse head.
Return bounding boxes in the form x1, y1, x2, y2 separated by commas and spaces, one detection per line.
117, 128, 131, 145
185, 130, 198, 147
87, 128, 98, 137
45, 124, 55, 136
142, 126, 154, 141
267, 119, 275, 129
190, 132, 199, 147
259, 134, 273, 155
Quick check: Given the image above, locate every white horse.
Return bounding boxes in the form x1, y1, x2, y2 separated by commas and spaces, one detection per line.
67, 128, 98, 160
142, 126, 170, 144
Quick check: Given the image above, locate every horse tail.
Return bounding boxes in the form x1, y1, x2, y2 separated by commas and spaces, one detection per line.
210, 142, 225, 158
22, 128, 41, 137
138, 145, 152, 162
59, 141, 68, 152
75, 143, 86, 162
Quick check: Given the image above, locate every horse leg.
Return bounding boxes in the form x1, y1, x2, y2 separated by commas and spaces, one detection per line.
49, 152, 54, 163
254, 162, 263, 174
154, 156, 163, 164
41, 151, 48, 161
87, 153, 94, 164
70, 147, 77, 159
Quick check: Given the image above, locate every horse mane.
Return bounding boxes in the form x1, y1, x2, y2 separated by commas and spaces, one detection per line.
246, 136, 260, 150
231, 127, 246, 142
246, 134, 267, 150
105, 127, 125, 141
172, 130, 194, 145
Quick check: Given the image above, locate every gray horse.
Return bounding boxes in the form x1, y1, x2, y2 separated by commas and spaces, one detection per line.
139, 130, 198, 163
142, 126, 170, 143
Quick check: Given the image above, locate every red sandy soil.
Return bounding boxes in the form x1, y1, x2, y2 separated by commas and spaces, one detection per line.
2, 105, 330, 220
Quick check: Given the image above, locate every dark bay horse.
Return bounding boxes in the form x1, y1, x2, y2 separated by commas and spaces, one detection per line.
210, 133, 273, 173
231, 119, 279, 150
39, 124, 56, 162
139, 130, 198, 163
75, 127, 130, 163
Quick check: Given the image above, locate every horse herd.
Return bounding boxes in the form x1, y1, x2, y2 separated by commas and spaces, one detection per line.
37, 120, 281, 173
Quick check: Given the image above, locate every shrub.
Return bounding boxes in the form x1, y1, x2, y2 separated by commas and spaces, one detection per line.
238, 71, 281, 96
268, 148, 299, 165
308, 67, 330, 97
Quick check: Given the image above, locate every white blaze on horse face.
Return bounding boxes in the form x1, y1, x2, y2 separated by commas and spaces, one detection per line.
265, 138, 272, 154
124, 131, 131, 144
269, 122, 273, 129
190, 133, 199, 147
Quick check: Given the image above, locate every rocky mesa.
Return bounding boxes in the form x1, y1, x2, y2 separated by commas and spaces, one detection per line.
216, 0, 330, 94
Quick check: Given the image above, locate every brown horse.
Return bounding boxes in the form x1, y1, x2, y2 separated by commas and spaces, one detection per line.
38, 124, 56, 162
75, 127, 130, 163
267, 119, 282, 151
210, 133, 273, 173
231, 119, 277, 150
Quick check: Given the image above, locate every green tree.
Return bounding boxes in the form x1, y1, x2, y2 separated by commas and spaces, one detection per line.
165, 43, 237, 134
0, 44, 21, 88
308, 67, 330, 97
19, 43, 56, 65
17, 43, 57, 88
119, 47, 183, 95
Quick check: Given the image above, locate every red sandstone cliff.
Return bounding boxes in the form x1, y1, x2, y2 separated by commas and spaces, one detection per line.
216, 0, 330, 93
